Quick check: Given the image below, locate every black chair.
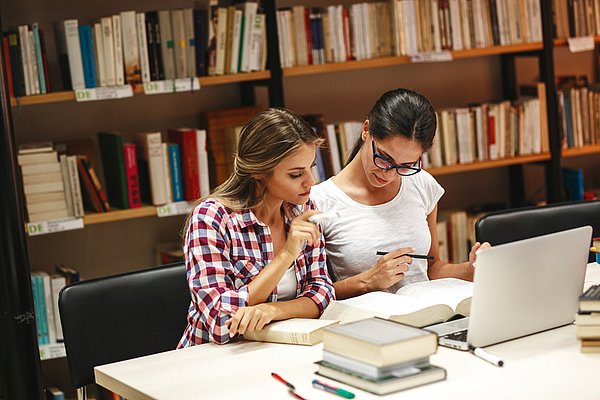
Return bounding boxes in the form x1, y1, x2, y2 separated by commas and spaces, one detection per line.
58, 262, 190, 399
475, 200, 600, 262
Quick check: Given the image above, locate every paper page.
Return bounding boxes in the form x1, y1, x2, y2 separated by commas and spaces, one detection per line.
259, 318, 338, 333
395, 278, 473, 312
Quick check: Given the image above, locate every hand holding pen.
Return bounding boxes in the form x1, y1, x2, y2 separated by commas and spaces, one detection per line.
360, 247, 415, 291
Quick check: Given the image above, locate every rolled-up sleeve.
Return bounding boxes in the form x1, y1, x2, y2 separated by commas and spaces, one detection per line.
185, 202, 249, 345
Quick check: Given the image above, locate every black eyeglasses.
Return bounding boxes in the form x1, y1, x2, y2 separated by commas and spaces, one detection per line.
371, 135, 422, 176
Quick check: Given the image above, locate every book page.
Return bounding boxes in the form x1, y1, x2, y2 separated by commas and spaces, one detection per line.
258, 318, 338, 334
396, 278, 473, 313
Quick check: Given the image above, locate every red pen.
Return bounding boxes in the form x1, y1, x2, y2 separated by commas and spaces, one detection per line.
271, 372, 295, 390
288, 389, 308, 400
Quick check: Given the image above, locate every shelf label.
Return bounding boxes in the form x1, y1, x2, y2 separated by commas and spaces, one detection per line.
74, 85, 134, 102
156, 201, 192, 217
39, 343, 66, 360
409, 51, 453, 63
567, 36, 595, 53
27, 217, 84, 236
143, 78, 201, 95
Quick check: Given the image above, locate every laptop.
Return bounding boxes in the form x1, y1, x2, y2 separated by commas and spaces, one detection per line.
427, 225, 592, 350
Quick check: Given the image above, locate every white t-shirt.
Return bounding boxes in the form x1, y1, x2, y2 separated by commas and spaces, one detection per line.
311, 170, 444, 293
276, 265, 298, 301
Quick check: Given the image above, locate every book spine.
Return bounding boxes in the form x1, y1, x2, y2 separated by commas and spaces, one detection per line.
59, 154, 75, 217
158, 10, 176, 80
76, 156, 105, 213
136, 12, 151, 83
196, 129, 211, 197
78, 25, 97, 88
41, 273, 57, 344
7, 32, 26, 96
161, 142, 173, 203
31, 275, 43, 344
171, 9, 188, 78
32, 23, 47, 94
112, 14, 125, 86
67, 155, 85, 217
168, 143, 184, 202
18, 25, 32, 95
101, 17, 116, 86
3, 36, 14, 97
97, 132, 129, 209
123, 143, 141, 208
193, 8, 207, 76
183, 8, 196, 77
121, 11, 142, 84
168, 130, 199, 201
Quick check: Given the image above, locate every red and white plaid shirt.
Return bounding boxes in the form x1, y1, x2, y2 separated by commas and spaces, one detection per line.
178, 198, 335, 347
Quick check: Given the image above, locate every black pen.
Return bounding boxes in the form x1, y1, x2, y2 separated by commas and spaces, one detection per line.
376, 251, 434, 260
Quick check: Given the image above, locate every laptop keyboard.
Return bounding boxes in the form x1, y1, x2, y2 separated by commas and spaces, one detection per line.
444, 329, 468, 342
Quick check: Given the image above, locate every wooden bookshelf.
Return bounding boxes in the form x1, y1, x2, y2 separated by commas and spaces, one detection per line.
553, 36, 600, 47
283, 43, 544, 77
427, 153, 551, 176
9, 70, 271, 107
562, 144, 600, 157
83, 205, 157, 225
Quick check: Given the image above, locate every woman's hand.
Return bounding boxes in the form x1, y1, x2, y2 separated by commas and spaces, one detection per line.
281, 210, 321, 260
467, 241, 491, 277
225, 303, 278, 336
361, 247, 414, 291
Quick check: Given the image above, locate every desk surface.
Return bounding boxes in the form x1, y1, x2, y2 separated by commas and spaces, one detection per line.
95, 263, 600, 400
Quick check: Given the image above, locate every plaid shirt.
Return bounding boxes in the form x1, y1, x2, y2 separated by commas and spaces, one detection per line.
178, 198, 335, 347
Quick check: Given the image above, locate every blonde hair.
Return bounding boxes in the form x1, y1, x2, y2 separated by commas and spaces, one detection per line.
183, 108, 323, 235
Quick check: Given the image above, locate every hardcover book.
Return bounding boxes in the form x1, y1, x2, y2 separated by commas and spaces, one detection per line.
243, 318, 339, 345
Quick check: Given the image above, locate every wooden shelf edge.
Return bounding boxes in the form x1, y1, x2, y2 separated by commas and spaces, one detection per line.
427, 153, 551, 176
283, 43, 543, 77
83, 206, 157, 225
562, 145, 600, 158
10, 71, 271, 106
554, 36, 600, 47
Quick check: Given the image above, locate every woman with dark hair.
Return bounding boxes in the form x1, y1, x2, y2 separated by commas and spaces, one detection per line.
311, 88, 488, 300
178, 108, 335, 346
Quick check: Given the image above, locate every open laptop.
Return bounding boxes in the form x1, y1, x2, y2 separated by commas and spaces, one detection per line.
427, 225, 592, 350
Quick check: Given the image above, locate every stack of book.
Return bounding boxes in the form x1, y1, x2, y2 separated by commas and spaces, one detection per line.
17, 143, 71, 223
576, 284, 600, 353
316, 317, 446, 395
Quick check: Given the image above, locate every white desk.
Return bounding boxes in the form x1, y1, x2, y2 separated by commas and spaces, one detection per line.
95, 263, 600, 400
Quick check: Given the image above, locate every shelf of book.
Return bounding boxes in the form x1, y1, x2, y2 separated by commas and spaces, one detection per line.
39, 342, 66, 361
427, 153, 551, 176
282, 43, 544, 77
553, 36, 600, 47
562, 144, 600, 158
9, 71, 272, 107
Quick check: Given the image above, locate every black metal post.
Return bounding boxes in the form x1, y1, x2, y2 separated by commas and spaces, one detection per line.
539, 0, 564, 203
0, 15, 46, 400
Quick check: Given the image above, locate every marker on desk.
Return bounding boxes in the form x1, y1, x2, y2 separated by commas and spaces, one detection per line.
308, 211, 340, 224
271, 372, 295, 390
468, 345, 504, 367
312, 379, 355, 399
288, 389, 308, 400
376, 251, 434, 260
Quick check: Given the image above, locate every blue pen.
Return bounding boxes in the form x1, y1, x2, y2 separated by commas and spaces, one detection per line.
312, 379, 355, 399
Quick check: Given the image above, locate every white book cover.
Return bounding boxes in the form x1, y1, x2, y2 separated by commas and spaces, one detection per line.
50, 275, 67, 341
196, 129, 211, 197
18, 25, 32, 95
325, 124, 342, 174
275, 11, 288, 68
40, 272, 57, 344
455, 107, 474, 164
448, 0, 463, 50
28, 30, 41, 95
161, 142, 173, 203
101, 17, 116, 86
17, 151, 58, 165
336, 5, 347, 62
94, 23, 107, 87
28, 209, 70, 223
59, 154, 75, 217
249, 12, 263, 71
21, 162, 61, 176
183, 8, 196, 77
402, 1, 419, 56
292, 6, 308, 66
158, 10, 176, 79
27, 200, 68, 214
67, 155, 85, 217
230, 9, 243, 73
215, 7, 228, 75
24, 181, 65, 195
135, 132, 168, 205
429, 113, 443, 167
171, 9, 188, 78
56, 19, 85, 90
22, 172, 62, 185
136, 13, 151, 83
121, 11, 141, 84
112, 14, 125, 85
240, 2, 258, 72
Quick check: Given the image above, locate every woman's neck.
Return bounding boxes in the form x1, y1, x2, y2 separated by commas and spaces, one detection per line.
252, 196, 284, 226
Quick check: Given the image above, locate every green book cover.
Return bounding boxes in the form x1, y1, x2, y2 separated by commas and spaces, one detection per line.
97, 132, 129, 209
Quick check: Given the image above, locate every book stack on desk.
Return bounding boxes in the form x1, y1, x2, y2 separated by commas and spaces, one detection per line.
576, 284, 600, 353
316, 317, 446, 395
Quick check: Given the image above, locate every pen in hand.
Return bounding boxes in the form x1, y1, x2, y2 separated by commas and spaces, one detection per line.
468, 345, 504, 367
376, 251, 434, 260
271, 372, 295, 390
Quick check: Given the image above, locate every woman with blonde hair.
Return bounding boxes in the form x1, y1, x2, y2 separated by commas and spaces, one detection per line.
178, 108, 335, 346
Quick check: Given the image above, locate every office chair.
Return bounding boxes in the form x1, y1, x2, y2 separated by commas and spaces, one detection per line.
475, 200, 600, 262
59, 262, 190, 400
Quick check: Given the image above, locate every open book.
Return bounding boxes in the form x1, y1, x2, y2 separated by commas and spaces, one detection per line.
320, 278, 473, 328
243, 318, 339, 345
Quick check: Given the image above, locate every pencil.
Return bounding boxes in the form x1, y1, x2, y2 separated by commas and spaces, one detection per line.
376, 251, 434, 260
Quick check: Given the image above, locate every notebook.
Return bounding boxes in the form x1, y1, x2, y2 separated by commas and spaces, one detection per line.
427, 225, 592, 349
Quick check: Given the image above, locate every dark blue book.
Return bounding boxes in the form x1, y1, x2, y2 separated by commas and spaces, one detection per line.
78, 25, 96, 88
168, 143, 184, 202
193, 8, 207, 76
562, 168, 584, 201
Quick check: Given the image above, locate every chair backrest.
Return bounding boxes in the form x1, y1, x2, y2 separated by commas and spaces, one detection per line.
475, 200, 600, 262
59, 262, 190, 389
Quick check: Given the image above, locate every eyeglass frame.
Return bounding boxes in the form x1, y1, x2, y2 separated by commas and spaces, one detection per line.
370, 134, 423, 176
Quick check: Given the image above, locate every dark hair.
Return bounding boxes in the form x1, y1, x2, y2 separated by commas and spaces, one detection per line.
347, 88, 437, 163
